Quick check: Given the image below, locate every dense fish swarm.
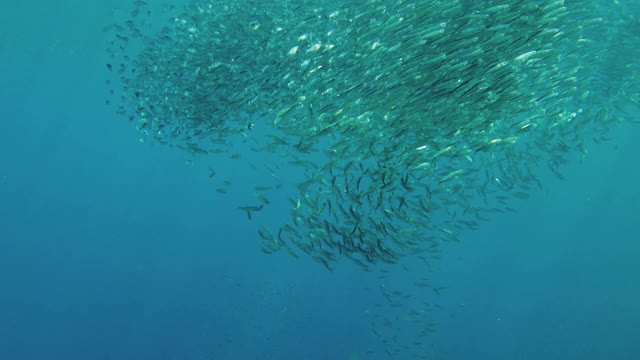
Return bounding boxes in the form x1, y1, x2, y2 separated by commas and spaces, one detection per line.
106, 0, 639, 270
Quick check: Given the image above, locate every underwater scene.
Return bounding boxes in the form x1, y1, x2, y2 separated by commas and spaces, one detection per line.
0, 0, 639, 359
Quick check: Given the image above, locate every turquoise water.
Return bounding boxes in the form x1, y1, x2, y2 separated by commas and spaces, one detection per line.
0, 1, 638, 359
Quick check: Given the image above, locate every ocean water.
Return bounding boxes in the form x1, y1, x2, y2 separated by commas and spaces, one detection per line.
0, 1, 638, 359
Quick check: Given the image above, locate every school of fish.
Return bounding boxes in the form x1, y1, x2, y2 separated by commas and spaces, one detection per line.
105, 0, 638, 269
104, 0, 639, 357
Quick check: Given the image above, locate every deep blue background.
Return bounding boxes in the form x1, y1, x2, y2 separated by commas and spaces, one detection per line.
0, 1, 638, 359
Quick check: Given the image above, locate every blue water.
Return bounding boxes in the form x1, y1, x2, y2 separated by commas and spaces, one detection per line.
0, 1, 638, 359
